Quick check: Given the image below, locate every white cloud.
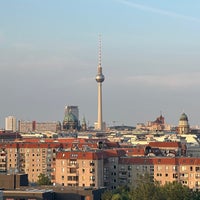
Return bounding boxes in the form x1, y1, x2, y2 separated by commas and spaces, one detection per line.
110, 72, 200, 89
116, 0, 200, 23
124, 72, 200, 88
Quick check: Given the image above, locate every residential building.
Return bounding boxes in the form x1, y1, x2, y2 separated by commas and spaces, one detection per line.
18, 120, 60, 133
55, 151, 104, 187
5, 116, 17, 132
2, 138, 200, 191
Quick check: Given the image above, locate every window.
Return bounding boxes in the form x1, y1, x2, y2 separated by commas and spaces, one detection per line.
181, 166, 186, 171
173, 166, 177, 171
182, 180, 188, 184
157, 166, 162, 171
196, 167, 200, 172
173, 173, 178, 178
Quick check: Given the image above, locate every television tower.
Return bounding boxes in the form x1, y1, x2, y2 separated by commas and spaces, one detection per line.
95, 36, 105, 131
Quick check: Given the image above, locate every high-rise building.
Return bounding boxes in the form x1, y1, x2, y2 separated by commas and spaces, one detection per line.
63, 106, 79, 130
95, 37, 105, 131
5, 116, 17, 132
64, 106, 79, 121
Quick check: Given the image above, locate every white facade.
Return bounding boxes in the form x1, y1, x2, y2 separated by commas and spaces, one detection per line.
5, 116, 17, 132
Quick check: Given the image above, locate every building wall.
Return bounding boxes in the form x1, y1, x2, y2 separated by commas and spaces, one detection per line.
5, 116, 17, 132
55, 151, 104, 188
0, 174, 28, 190
18, 120, 59, 133
64, 106, 79, 121
18, 121, 33, 133
6, 144, 57, 183
4, 140, 200, 191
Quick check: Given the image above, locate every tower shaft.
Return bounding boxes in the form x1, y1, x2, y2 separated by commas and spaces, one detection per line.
95, 36, 105, 131
97, 82, 103, 130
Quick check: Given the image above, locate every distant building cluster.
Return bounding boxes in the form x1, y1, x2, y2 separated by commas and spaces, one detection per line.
4, 105, 88, 134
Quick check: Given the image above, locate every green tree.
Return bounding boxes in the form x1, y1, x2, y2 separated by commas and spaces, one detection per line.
101, 175, 200, 200
161, 182, 197, 200
37, 173, 52, 185
101, 190, 113, 200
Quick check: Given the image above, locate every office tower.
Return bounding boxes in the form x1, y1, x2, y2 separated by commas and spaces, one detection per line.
95, 37, 105, 131
5, 116, 17, 132
64, 106, 79, 121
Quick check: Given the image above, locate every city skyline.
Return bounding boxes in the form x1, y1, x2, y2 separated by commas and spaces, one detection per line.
0, 1, 200, 128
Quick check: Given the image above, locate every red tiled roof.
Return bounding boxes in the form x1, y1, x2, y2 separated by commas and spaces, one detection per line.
148, 142, 181, 148
119, 157, 200, 165
56, 151, 104, 160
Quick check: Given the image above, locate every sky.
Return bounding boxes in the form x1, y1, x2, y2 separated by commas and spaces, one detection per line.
0, 0, 200, 128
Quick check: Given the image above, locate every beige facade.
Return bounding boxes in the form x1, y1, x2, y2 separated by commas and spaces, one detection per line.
55, 151, 104, 188
18, 120, 59, 133
6, 143, 58, 183
119, 157, 200, 190
3, 139, 200, 191
18, 121, 33, 133
5, 116, 17, 132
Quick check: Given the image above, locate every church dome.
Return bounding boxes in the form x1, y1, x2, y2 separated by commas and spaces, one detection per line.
179, 113, 188, 121
63, 113, 78, 122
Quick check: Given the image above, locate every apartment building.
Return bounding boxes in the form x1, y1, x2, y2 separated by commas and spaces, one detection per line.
6, 142, 62, 183
55, 151, 104, 188
2, 138, 200, 191
118, 156, 200, 190
4, 138, 113, 184
153, 157, 200, 190
18, 120, 60, 133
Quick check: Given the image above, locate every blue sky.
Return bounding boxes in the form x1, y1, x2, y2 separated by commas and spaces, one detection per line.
0, 0, 200, 128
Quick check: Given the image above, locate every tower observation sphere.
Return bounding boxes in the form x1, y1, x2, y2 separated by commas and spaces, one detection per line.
96, 71, 105, 83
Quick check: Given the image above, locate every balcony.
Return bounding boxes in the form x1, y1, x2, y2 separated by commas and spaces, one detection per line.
67, 163, 79, 168
196, 175, 200, 179
67, 176, 78, 184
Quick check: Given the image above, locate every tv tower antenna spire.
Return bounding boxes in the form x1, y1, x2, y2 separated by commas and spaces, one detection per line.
95, 35, 105, 131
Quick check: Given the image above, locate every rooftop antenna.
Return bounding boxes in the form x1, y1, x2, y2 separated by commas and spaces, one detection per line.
98, 34, 102, 67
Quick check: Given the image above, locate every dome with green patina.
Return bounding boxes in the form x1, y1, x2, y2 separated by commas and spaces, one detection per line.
179, 113, 188, 121
63, 112, 78, 122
